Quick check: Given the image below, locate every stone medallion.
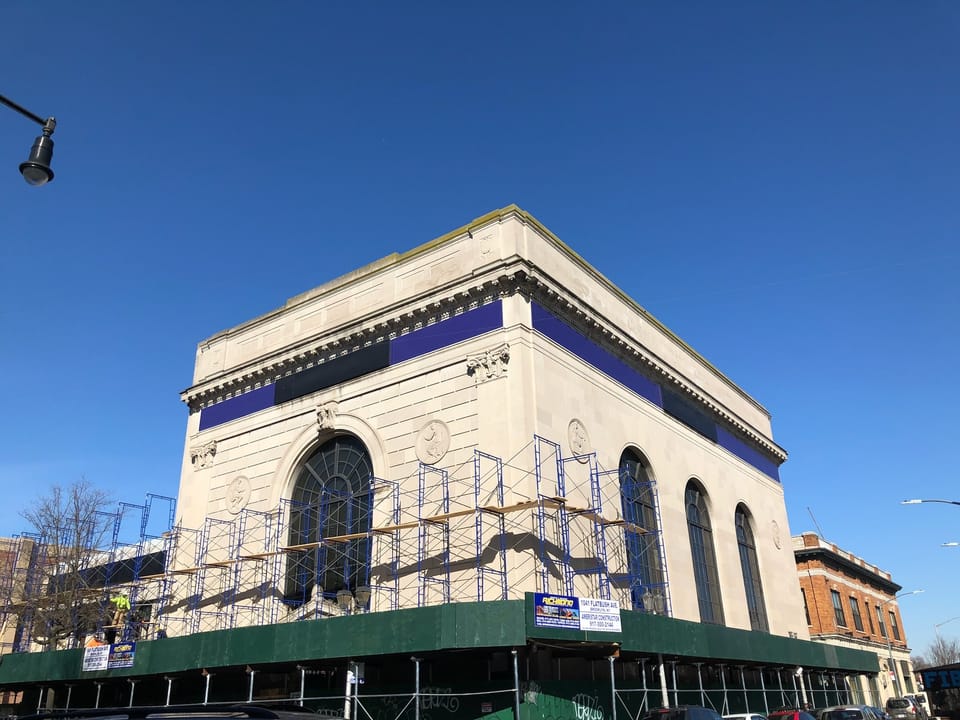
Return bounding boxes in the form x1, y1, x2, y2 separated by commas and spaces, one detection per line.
416, 419, 451, 465
567, 418, 591, 458
226, 475, 251, 515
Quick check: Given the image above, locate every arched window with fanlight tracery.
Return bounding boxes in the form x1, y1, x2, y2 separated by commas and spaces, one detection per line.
618, 449, 665, 611
283, 435, 373, 607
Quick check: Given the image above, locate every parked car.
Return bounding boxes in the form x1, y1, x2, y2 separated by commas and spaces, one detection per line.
817, 705, 883, 720
642, 706, 724, 720
768, 709, 819, 720
906, 697, 929, 719
724, 713, 768, 720
887, 697, 928, 720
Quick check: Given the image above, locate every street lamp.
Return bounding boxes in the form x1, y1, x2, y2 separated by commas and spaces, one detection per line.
0, 93, 56, 186
880, 589, 924, 699
902, 499, 960, 507
934, 616, 960, 642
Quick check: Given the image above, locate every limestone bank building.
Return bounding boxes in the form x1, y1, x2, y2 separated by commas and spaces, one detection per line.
0, 206, 877, 717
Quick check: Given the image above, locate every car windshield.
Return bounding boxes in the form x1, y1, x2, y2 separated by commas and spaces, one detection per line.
887, 701, 911, 710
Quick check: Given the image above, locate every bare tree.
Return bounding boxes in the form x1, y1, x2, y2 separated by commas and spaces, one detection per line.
18, 478, 114, 650
913, 637, 960, 714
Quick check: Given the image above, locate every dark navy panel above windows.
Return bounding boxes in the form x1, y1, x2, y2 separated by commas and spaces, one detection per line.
198, 301, 504, 432
390, 301, 503, 364
531, 302, 662, 406
199, 384, 276, 431
274, 342, 390, 405
661, 387, 718, 443
530, 301, 781, 481
717, 428, 780, 481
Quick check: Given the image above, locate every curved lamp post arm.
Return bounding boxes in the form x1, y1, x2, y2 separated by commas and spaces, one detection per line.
902, 499, 960, 507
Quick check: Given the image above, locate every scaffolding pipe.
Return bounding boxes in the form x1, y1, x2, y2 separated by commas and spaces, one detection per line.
740, 667, 748, 713
720, 664, 728, 715
657, 655, 669, 709
343, 662, 354, 720
512, 649, 521, 720
696, 664, 705, 707
640, 659, 648, 713
203, 671, 212, 705
248, 668, 257, 702
759, 667, 768, 714
414, 657, 422, 720
66, 686, 73, 710
299, 666, 306, 707
671, 661, 678, 708
798, 668, 808, 708
37, 687, 43, 712
166, 677, 173, 706
95, 683, 102, 709
128, 679, 137, 707
353, 666, 360, 720
609, 656, 618, 720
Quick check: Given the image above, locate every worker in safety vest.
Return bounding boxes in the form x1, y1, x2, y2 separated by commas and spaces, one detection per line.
110, 590, 131, 626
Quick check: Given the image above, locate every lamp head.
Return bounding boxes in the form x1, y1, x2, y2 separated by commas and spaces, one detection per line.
19, 117, 55, 187
19, 132, 54, 186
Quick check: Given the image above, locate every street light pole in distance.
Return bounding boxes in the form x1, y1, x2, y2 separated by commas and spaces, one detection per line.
881, 589, 924, 699
0, 93, 56, 185
934, 616, 960, 642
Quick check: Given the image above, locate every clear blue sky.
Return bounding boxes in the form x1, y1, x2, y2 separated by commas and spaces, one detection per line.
2, 2, 957, 656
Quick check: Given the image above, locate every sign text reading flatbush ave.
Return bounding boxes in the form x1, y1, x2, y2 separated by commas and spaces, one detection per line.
533, 593, 622, 633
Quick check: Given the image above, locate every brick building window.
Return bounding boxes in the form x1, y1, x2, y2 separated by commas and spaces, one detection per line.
831, 589, 847, 626
865, 600, 875, 634
849, 596, 864, 632
801, 589, 811, 625
876, 605, 888, 638
901, 661, 914, 692
890, 610, 901, 641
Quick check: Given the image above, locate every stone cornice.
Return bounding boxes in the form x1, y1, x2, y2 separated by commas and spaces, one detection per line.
181, 274, 518, 409
517, 274, 788, 463
182, 268, 786, 465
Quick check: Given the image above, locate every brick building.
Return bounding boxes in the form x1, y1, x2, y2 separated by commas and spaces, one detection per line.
794, 532, 917, 705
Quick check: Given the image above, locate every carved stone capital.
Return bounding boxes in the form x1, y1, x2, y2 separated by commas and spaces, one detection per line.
466, 343, 510, 383
190, 441, 217, 470
317, 401, 339, 432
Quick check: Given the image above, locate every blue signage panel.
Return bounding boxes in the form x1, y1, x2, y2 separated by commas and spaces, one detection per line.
533, 593, 581, 629
107, 641, 136, 669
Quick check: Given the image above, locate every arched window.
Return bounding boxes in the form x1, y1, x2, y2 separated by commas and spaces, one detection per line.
618, 449, 665, 611
735, 504, 769, 631
284, 435, 373, 606
686, 480, 724, 624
